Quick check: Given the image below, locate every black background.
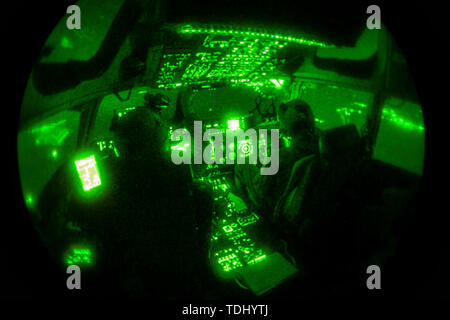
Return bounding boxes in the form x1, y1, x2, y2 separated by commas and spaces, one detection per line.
2, 0, 448, 306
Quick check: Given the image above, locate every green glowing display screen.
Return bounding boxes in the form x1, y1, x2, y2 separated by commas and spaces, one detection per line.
75, 155, 101, 191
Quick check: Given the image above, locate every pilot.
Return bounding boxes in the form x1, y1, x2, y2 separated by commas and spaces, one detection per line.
143, 89, 196, 127
234, 99, 319, 219
142, 89, 198, 158
77, 105, 213, 298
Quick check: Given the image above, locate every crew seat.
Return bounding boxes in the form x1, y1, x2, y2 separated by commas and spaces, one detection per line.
274, 124, 364, 230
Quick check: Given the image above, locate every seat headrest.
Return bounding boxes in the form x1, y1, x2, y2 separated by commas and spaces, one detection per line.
319, 124, 360, 159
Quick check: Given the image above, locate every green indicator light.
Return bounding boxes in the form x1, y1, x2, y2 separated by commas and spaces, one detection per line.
238, 139, 253, 157
210, 141, 216, 161
269, 79, 284, 88
223, 225, 233, 232
113, 147, 120, 158
65, 248, 92, 265
248, 254, 267, 264
60, 36, 72, 48
354, 102, 367, 108
75, 155, 101, 191
254, 255, 266, 261
227, 119, 240, 130
25, 194, 34, 207
51, 150, 58, 158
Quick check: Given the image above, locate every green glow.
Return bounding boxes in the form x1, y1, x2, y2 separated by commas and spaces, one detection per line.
269, 79, 284, 88
30, 120, 65, 134
210, 140, 216, 161
30, 120, 70, 147
75, 155, 101, 191
60, 36, 72, 48
156, 24, 329, 91
65, 248, 92, 265
238, 139, 254, 158
381, 108, 424, 131
25, 194, 34, 208
208, 179, 269, 274
314, 118, 325, 124
228, 119, 240, 130
51, 150, 58, 158
97, 141, 105, 152
216, 250, 244, 272
336, 104, 366, 125
335, 103, 423, 131
179, 24, 333, 48
223, 225, 234, 232
97, 140, 120, 158
282, 136, 292, 148
171, 142, 190, 153
117, 106, 137, 119
171, 145, 187, 152
237, 213, 259, 226
248, 254, 267, 264
353, 102, 367, 108
193, 141, 269, 274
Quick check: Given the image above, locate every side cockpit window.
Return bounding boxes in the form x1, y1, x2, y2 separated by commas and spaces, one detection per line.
18, 110, 80, 216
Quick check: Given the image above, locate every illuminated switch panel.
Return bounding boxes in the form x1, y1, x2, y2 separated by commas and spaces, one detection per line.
117, 106, 137, 118
215, 249, 244, 272
96, 140, 120, 158
156, 52, 192, 89
65, 248, 92, 265
75, 155, 101, 191
154, 24, 315, 91
206, 169, 270, 274
237, 212, 259, 227
210, 178, 230, 193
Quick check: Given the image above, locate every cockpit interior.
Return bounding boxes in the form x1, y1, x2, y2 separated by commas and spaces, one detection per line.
17, 0, 425, 298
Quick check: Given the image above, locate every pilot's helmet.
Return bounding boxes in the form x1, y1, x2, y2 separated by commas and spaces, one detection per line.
278, 99, 315, 136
